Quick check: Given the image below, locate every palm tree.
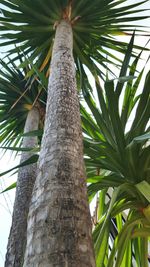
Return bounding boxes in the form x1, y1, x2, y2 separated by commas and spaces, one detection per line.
81, 36, 150, 266
0, 0, 149, 266
4, 107, 39, 267
0, 59, 46, 267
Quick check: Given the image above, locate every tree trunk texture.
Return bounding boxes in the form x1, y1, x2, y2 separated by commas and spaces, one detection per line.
5, 107, 40, 267
23, 20, 96, 267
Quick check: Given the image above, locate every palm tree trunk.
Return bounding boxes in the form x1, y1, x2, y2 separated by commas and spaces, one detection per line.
5, 107, 40, 267
23, 20, 95, 267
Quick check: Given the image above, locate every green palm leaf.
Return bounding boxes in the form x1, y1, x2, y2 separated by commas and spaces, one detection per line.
81, 35, 150, 266
0, 0, 149, 78
0, 57, 47, 146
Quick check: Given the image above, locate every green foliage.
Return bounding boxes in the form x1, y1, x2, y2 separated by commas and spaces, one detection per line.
0, 57, 47, 147
0, 154, 39, 179
81, 35, 150, 266
1, 182, 17, 193
0, 0, 149, 78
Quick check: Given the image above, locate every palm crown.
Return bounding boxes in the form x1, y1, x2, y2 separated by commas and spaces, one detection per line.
0, 58, 47, 147
0, 0, 149, 78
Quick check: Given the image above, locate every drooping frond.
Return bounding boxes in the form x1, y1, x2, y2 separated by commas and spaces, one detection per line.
0, 57, 47, 146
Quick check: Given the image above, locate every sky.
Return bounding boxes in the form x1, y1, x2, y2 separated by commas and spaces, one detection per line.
0, 1, 150, 266
0, 152, 19, 265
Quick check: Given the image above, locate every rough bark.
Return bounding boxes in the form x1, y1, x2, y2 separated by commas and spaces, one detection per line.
23, 20, 96, 267
5, 107, 40, 267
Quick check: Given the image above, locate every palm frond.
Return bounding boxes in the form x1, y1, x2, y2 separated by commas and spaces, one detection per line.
0, 57, 47, 146
81, 35, 150, 265
0, 0, 149, 79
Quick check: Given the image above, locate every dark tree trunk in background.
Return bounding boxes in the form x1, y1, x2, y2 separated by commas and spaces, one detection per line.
5, 107, 40, 267
23, 20, 95, 267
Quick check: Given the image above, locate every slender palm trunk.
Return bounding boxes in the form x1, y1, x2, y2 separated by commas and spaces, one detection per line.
5, 107, 40, 267
23, 20, 95, 267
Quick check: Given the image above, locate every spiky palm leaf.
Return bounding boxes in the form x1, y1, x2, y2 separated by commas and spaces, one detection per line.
81, 35, 150, 266
0, 0, 149, 78
0, 57, 47, 147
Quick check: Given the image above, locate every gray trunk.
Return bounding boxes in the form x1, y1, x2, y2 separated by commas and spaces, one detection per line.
5, 107, 40, 267
23, 20, 96, 267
